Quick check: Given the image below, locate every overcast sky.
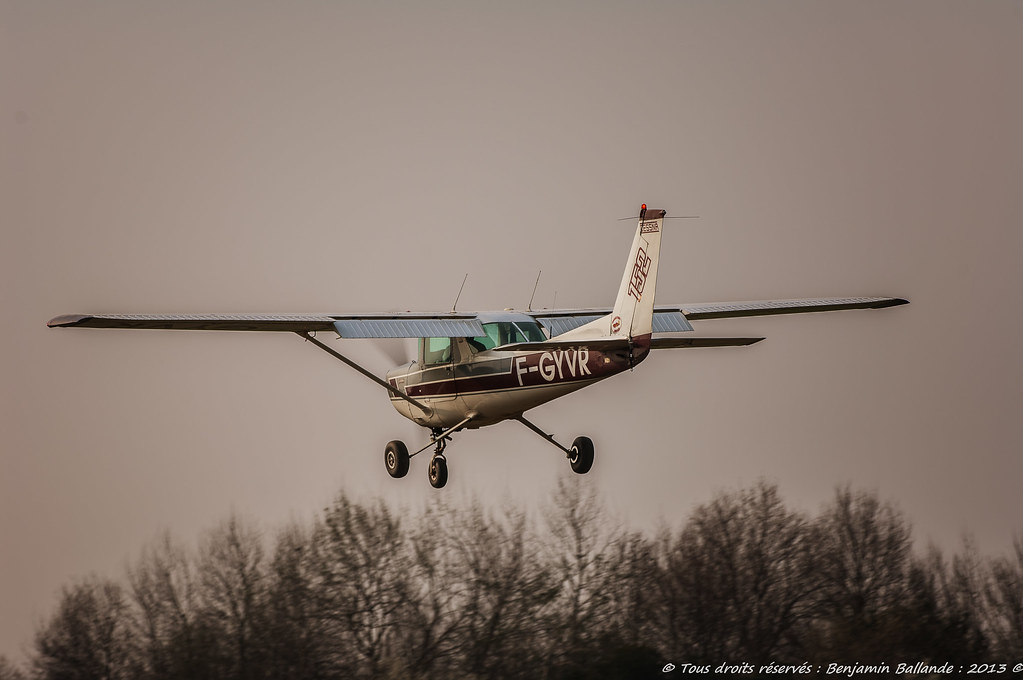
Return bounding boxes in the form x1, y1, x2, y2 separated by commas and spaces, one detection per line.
3, 0, 1022, 662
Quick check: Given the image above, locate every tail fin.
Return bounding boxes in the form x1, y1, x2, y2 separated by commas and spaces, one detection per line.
560, 205, 666, 340
610, 205, 664, 338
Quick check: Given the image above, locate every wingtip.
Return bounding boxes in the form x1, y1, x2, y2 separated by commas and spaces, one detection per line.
47, 314, 89, 328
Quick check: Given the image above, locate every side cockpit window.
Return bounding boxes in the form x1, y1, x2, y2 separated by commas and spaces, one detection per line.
515, 321, 546, 342
421, 337, 452, 365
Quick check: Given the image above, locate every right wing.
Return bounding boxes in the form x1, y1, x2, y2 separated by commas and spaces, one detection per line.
47, 313, 485, 337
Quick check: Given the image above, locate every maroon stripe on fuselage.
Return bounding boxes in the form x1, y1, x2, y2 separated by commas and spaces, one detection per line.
402, 338, 651, 398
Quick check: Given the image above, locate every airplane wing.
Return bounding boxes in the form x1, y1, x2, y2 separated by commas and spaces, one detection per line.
675, 296, 909, 320
530, 296, 907, 336
47, 313, 485, 337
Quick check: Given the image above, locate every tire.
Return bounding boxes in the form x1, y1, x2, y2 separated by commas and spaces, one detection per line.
428, 455, 448, 489
384, 440, 409, 478
569, 436, 594, 474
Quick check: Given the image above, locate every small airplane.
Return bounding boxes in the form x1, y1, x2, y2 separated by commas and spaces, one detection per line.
49, 206, 908, 488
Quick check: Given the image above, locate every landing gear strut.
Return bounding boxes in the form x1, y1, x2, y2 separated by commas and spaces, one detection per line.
426, 428, 449, 489
515, 415, 595, 475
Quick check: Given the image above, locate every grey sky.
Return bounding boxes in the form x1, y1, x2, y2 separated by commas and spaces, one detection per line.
3, 0, 1022, 662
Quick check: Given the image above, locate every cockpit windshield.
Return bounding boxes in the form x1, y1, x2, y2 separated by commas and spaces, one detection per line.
471, 321, 546, 351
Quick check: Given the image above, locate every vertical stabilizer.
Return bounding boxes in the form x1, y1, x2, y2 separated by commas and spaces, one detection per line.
559, 205, 666, 341
610, 205, 664, 338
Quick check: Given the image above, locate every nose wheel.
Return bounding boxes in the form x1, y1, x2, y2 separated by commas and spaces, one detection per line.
428, 455, 448, 488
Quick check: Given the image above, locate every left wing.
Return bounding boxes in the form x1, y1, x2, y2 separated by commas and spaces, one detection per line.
676, 296, 909, 320
530, 296, 907, 336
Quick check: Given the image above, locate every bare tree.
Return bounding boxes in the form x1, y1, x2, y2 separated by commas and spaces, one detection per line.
261, 522, 337, 679
540, 477, 634, 675
600, 529, 661, 647
306, 493, 410, 679
33, 577, 131, 680
195, 514, 268, 679
984, 536, 1023, 658
127, 531, 210, 679
902, 543, 989, 664
811, 485, 914, 660
656, 480, 818, 664
446, 500, 557, 680
392, 497, 474, 679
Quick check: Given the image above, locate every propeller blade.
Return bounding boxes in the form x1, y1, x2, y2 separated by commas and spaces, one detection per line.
373, 338, 416, 366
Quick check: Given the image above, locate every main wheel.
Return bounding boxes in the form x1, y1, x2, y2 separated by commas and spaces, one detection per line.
384, 440, 410, 478
428, 455, 448, 489
569, 436, 594, 474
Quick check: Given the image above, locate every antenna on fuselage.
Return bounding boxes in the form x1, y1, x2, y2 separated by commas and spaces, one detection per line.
451, 273, 469, 313
527, 270, 542, 312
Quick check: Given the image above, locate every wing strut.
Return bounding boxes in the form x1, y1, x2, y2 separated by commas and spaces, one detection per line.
297, 332, 433, 416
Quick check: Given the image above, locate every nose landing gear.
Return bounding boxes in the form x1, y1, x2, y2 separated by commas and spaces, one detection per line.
382, 415, 473, 489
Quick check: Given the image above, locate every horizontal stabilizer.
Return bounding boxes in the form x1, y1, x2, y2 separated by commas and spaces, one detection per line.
650, 336, 764, 349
